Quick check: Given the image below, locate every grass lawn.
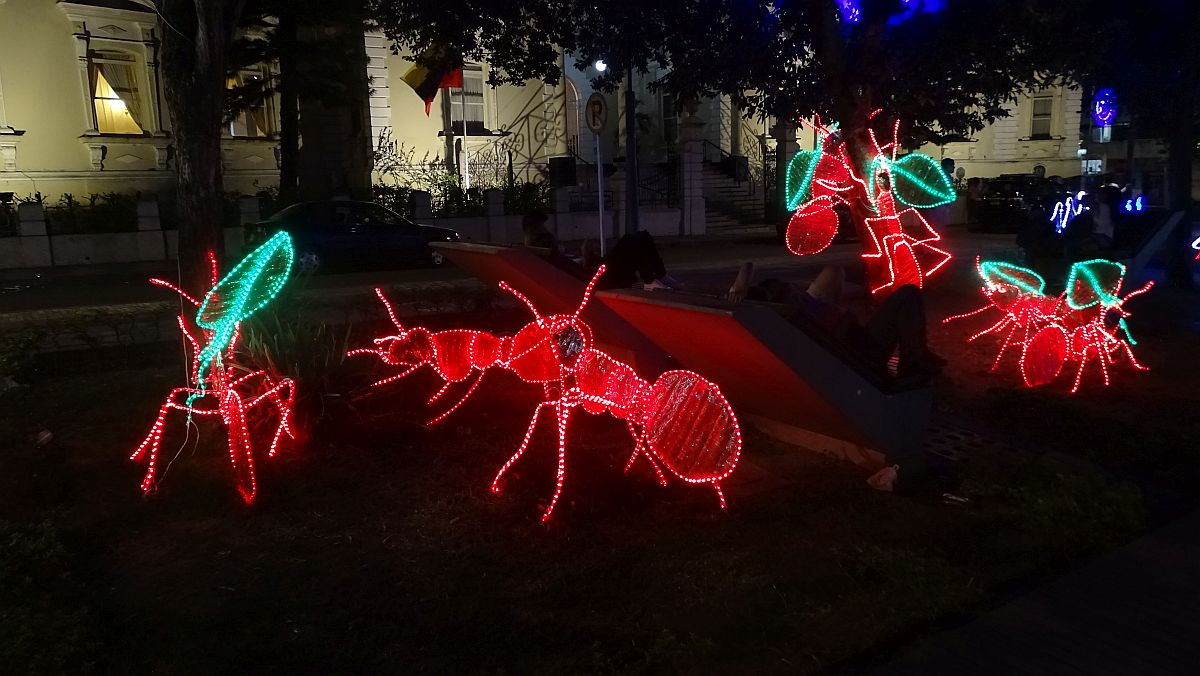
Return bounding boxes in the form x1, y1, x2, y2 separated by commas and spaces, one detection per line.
926, 261, 1200, 494
0, 288, 1160, 675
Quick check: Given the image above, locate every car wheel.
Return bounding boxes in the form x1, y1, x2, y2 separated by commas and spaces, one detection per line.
429, 249, 446, 267
296, 250, 322, 275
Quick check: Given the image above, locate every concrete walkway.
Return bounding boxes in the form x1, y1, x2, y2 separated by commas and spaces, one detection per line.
872, 509, 1200, 675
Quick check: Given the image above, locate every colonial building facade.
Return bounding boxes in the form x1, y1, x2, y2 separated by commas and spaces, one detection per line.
0, 0, 280, 201
914, 85, 1085, 181
0, 1, 1089, 214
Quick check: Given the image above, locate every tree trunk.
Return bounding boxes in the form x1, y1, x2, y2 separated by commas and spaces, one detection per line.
159, 0, 246, 295
1164, 112, 1195, 288
815, 0, 876, 245
276, 11, 300, 207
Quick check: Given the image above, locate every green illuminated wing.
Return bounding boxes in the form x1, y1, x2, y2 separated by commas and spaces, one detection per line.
197, 231, 295, 329
785, 149, 823, 211
1065, 259, 1125, 310
193, 231, 294, 384
890, 153, 956, 209
979, 260, 1046, 295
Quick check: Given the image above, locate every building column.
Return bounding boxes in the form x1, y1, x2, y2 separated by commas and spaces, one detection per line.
678, 100, 706, 236
140, 31, 164, 134
610, 161, 626, 238
770, 120, 800, 217
69, 25, 98, 134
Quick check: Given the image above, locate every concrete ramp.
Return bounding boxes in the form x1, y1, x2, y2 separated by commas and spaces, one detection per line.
433, 241, 931, 471
599, 289, 931, 470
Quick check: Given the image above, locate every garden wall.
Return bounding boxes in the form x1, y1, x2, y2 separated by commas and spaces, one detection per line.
1, 189, 684, 270
0, 199, 251, 270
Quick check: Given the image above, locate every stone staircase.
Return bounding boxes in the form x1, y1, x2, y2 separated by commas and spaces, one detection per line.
702, 163, 769, 234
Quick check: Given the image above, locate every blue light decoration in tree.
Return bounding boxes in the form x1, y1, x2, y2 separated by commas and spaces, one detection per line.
1092, 88, 1117, 128
837, 0, 862, 24
889, 0, 947, 25
1121, 195, 1145, 213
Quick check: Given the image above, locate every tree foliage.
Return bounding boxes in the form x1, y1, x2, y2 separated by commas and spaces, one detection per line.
369, 0, 1094, 145
227, 0, 368, 119
368, 0, 572, 85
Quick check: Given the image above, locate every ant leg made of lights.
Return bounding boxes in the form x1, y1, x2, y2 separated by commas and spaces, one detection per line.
490, 401, 555, 495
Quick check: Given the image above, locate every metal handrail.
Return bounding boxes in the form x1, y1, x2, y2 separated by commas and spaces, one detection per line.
701, 139, 733, 165
565, 136, 595, 168
701, 140, 756, 195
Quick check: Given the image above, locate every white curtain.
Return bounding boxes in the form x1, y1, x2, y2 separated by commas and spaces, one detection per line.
95, 61, 144, 131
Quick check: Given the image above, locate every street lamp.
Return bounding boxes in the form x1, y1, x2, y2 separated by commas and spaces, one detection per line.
593, 60, 607, 72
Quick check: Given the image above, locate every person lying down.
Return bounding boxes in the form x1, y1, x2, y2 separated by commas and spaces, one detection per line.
727, 262, 945, 383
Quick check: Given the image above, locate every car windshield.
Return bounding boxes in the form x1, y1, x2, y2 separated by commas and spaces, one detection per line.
982, 181, 1023, 198
354, 204, 412, 227
266, 203, 325, 226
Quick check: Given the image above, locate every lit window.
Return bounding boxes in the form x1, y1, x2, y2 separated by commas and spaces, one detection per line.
228, 70, 275, 138
448, 65, 486, 135
90, 51, 144, 135
1031, 96, 1053, 139
1092, 125, 1112, 143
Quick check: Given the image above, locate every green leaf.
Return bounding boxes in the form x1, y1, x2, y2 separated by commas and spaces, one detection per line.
785, 149, 823, 211
890, 153, 956, 209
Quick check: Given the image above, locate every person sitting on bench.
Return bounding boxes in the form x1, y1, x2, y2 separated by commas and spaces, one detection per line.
583, 231, 682, 291
728, 263, 945, 382
521, 210, 594, 279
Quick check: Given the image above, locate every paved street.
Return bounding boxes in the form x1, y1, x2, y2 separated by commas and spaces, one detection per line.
873, 508, 1200, 675
0, 228, 1017, 321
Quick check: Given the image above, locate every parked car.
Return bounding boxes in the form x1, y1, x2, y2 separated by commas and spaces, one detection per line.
969, 174, 1070, 233
248, 200, 460, 274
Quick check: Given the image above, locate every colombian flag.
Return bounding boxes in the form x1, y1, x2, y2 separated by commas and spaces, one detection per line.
401, 47, 463, 116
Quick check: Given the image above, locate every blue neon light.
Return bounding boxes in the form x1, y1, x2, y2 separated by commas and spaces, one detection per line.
1092, 88, 1117, 128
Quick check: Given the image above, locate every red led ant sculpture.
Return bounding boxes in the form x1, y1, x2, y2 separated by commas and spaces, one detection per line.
784, 113, 954, 295
944, 257, 1152, 393
350, 266, 743, 521
131, 232, 297, 504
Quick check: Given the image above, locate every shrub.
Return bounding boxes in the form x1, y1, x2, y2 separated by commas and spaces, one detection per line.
235, 279, 356, 439
44, 193, 139, 235
504, 181, 552, 215
158, 191, 247, 231
373, 183, 416, 217
0, 203, 16, 237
